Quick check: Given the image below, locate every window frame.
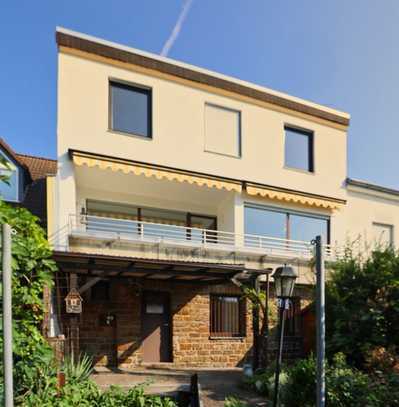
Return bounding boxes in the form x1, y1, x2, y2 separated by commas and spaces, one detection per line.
108, 79, 153, 139
372, 222, 394, 247
204, 102, 242, 158
244, 203, 330, 244
0, 150, 20, 203
284, 125, 314, 173
210, 294, 246, 338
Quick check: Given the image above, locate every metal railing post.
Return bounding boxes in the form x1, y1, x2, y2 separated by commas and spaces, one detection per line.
2, 224, 14, 407
315, 235, 326, 407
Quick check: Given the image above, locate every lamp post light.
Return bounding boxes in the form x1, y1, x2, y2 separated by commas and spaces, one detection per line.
272, 265, 298, 407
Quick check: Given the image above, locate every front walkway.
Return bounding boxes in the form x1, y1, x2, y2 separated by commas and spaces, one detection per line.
91, 366, 266, 406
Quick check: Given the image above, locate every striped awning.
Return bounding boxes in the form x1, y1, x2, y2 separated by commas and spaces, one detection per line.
246, 184, 343, 210
72, 151, 242, 193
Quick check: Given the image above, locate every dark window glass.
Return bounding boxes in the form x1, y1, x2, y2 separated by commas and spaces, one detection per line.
285, 127, 313, 172
244, 206, 286, 239
92, 281, 110, 301
290, 213, 329, 243
210, 295, 246, 337
285, 298, 301, 336
110, 82, 151, 138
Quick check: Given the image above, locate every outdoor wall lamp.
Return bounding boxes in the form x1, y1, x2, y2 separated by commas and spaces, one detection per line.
105, 313, 115, 326
272, 265, 298, 407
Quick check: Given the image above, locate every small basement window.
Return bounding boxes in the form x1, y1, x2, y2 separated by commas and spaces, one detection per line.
210, 295, 246, 337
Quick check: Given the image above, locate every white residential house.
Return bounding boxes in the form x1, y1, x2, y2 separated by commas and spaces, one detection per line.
46, 27, 399, 368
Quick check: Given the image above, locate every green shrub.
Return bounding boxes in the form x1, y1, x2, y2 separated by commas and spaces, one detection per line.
326, 248, 399, 368
0, 201, 57, 404
224, 396, 248, 407
278, 353, 397, 407
63, 353, 93, 384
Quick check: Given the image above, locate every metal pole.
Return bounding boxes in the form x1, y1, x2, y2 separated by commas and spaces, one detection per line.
264, 272, 270, 367
252, 275, 260, 371
273, 298, 287, 407
315, 235, 326, 407
2, 223, 14, 407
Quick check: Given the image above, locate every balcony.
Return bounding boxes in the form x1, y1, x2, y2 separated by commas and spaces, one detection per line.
58, 214, 335, 261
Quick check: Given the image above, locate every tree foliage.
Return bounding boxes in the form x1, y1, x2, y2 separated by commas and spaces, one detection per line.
0, 200, 57, 402
326, 248, 399, 367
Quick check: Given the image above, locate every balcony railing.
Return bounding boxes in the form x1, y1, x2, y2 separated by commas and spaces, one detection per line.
64, 214, 335, 260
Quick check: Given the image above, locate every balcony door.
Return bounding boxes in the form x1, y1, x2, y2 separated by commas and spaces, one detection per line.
187, 214, 217, 243
85, 200, 217, 243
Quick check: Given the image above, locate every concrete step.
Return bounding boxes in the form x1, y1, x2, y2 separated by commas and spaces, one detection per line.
91, 368, 191, 397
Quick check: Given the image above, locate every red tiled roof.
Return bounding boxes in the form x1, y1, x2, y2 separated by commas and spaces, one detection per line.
0, 138, 57, 225
16, 153, 57, 180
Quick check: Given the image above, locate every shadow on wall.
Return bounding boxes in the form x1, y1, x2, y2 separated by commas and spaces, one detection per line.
57, 275, 201, 367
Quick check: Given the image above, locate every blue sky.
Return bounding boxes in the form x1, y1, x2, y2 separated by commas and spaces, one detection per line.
1, 1, 399, 188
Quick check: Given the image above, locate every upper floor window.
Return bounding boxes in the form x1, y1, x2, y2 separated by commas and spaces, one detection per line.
244, 204, 329, 244
284, 126, 314, 172
109, 81, 152, 138
372, 222, 394, 247
204, 103, 241, 157
0, 151, 19, 202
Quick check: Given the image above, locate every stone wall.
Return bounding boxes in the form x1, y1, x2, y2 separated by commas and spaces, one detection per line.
59, 275, 313, 368
73, 278, 253, 368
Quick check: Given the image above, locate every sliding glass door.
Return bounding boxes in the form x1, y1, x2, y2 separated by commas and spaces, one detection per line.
244, 204, 330, 244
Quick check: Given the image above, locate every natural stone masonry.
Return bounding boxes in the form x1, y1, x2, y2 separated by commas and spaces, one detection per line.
59, 276, 313, 368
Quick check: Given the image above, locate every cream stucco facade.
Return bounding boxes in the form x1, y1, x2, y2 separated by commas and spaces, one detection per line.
51, 28, 399, 283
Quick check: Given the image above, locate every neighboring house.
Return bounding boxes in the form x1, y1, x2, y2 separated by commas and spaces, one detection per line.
0, 138, 56, 225
47, 27, 399, 368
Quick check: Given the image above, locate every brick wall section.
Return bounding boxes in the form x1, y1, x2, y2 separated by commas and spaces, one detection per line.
59, 276, 313, 368
74, 279, 253, 368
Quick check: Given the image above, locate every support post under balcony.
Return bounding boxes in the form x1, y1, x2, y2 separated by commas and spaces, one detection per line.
252, 274, 260, 372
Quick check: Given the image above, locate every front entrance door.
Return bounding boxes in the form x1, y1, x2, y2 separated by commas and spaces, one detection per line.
142, 291, 172, 362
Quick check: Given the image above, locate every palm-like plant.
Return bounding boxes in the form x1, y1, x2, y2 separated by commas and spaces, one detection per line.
63, 353, 93, 384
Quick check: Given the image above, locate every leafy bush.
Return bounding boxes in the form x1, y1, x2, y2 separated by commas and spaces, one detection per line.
224, 396, 248, 407
326, 248, 399, 368
63, 353, 93, 384
246, 353, 398, 406
0, 201, 57, 403
279, 353, 397, 407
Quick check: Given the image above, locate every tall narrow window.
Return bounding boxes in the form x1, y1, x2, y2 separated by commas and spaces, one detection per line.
284, 127, 313, 172
110, 81, 152, 138
210, 295, 246, 337
285, 298, 301, 336
204, 103, 241, 157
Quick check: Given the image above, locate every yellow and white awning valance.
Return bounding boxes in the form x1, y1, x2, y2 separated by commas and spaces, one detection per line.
72, 153, 242, 193
246, 185, 343, 210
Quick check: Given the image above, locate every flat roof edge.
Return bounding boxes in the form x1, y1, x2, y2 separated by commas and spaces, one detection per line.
56, 27, 350, 127
346, 178, 399, 198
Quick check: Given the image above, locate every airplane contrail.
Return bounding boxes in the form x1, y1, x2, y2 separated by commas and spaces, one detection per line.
161, 0, 194, 57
